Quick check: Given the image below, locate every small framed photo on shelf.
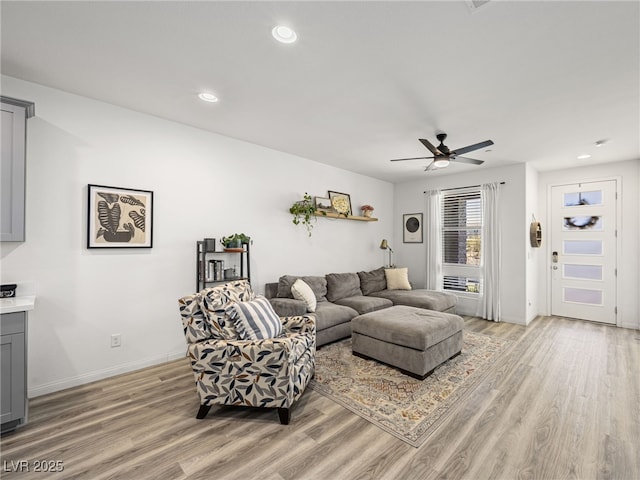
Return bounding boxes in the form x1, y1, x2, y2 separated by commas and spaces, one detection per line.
314, 196, 334, 212
403, 213, 423, 243
328, 191, 352, 216
87, 184, 153, 248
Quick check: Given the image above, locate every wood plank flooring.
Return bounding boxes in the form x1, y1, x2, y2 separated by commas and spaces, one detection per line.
1, 316, 639, 479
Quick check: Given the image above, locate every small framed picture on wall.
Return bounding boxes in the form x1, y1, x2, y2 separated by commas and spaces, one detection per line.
87, 184, 154, 248
403, 213, 423, 243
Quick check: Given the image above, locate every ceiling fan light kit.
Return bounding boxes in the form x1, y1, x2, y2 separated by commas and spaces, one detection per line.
391, 133, 494, 172
433, 157, 450, 168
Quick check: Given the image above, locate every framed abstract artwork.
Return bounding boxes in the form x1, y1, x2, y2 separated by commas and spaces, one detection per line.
87, 184, 153, 248
403, 213, 423, 243
328, 191, 352, 216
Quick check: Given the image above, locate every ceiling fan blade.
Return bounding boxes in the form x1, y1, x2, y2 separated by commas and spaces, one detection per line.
424, 161, 436, 171
419, 138, 441, 155
390, 156, 434, 162
450, 140, 494, 156
451, 156, 484, 165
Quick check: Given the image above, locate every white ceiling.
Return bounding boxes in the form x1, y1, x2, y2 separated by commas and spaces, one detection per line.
2, 1, 639, 183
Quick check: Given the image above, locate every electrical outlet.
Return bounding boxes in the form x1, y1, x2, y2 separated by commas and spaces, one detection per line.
110, 333, 122, 348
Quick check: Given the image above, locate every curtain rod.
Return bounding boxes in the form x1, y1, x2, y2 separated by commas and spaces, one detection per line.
424, 181, 505, 194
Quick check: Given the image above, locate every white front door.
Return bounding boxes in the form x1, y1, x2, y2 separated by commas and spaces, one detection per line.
550, 180, 617, 324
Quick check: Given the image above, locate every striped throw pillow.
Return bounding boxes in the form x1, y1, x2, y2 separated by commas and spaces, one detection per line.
229, 296, 283, 340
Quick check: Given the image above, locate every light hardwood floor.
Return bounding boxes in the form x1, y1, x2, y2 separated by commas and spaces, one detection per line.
1, 316, 639, 480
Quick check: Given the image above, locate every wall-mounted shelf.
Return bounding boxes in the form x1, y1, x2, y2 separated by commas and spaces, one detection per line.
314, 212, 378, 222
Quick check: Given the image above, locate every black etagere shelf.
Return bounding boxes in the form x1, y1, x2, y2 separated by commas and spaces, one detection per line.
196, 239, 250, 292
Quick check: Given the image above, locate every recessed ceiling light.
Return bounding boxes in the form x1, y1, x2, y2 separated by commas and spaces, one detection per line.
272, 25, 297, 44
198, 93, 219, 103
577, 154, 591, 160
595, 139, 609, 147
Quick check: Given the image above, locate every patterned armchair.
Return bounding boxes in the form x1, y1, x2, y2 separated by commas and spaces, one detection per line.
178, 280, 315, 424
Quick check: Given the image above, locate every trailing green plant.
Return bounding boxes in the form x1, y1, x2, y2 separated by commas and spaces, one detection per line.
289, 193, 323, 236
221, 233, 251, 248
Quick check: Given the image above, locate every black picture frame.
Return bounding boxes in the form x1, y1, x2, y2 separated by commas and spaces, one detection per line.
87, 184, 153, 248
314, 196, 334, 212
403, 213, 423, 243
328, 191, 352, 216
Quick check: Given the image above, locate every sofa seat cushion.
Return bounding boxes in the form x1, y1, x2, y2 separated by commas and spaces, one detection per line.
334, 295, 393, 315
326, 272, 363, 302
368, 289, 457, 312
313, 302, 358, 331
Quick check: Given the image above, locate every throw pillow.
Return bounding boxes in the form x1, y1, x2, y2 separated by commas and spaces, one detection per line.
276, 275, 328, 302
358, 267, 387, 295
385, 268, 412, 290
326, 272, 363, 302
229, 296, 283, 340
291, 278, 317, 312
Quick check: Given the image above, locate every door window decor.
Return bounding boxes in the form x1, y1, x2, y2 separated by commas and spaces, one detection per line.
87, 184, 153, 248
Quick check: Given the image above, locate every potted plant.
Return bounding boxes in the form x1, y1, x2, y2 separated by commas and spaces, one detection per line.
361, 205, 374, 217
290, 193, 322, 236
221, 233, 251, 250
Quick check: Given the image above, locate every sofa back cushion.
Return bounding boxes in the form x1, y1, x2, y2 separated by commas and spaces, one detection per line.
326, 272, 363, 302
358, 267, 387, 295
198, 280, 256, 340
277, 275, 327, 302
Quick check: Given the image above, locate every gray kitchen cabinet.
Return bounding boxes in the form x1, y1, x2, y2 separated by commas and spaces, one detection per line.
1, 312, 27, 433
1, 96, 34, 242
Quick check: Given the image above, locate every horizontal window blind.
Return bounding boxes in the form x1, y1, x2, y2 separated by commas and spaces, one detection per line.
441, 188, 482, 267
443, 275, 481, 294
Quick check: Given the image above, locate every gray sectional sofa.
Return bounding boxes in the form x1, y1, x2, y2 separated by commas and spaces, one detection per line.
264, 267, 457, 347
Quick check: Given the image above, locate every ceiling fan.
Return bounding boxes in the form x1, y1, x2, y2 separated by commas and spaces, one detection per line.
390, 133, 494, 171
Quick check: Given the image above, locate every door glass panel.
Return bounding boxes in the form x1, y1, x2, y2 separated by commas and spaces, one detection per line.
563, 240, 603, 255
563, 215, 602, 231
564, 264, 603, 280
563, 190, 602, 207
564, 287, 602, 305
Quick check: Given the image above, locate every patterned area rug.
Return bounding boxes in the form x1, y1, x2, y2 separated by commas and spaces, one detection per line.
309, 330, 513, 447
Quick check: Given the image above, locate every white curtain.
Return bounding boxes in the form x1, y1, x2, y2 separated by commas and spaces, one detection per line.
477, 182, 502, 321
425, 189, 442, 290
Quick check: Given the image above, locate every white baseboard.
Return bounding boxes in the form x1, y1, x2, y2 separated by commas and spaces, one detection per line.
500, 315, 528, 326
28, 350, 186, 398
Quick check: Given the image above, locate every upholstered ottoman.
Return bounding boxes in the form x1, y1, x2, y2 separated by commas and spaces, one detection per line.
351, 305, 464, 379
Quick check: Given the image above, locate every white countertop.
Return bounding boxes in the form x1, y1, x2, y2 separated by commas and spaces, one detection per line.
0, 296, 36, 314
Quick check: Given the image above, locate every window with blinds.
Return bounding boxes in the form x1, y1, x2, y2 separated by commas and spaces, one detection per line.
441, 188, 482, 294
